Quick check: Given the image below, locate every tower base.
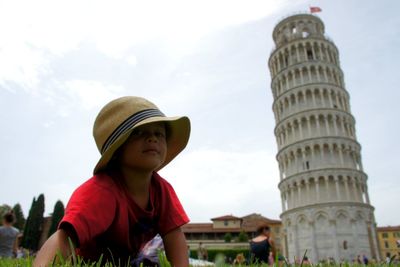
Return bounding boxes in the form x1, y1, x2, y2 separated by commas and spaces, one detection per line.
280, 203, 380, 263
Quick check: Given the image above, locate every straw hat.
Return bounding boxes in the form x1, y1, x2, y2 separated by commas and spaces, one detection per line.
92, 96, 190, 174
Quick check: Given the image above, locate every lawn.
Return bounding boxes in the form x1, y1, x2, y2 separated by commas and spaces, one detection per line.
1, 257, 400, 267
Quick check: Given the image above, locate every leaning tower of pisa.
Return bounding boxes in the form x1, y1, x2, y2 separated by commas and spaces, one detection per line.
268, 14, 380, 262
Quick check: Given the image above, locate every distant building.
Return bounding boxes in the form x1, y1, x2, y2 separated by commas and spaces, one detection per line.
182, 213, 284, 253
377, 226, 400, 260
38, 216, 52, 249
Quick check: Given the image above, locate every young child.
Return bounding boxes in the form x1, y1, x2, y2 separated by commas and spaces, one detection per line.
34, 96, 191, 266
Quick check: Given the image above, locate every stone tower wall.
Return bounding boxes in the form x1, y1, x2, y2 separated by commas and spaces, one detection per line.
269, 14, 380, 263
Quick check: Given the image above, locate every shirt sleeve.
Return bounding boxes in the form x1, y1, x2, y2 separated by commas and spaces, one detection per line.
59, 177, 117, 247
156, 177, 189, 236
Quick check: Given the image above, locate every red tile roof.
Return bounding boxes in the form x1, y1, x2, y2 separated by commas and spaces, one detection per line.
181, 223, 243, 233
377, 225, 400, 231
182, 223, 213, 233
242, 213, 281, 224
211, 215, 242, 221
182, 213, 282, 234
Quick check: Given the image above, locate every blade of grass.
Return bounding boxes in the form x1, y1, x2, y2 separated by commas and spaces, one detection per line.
299, 249, 307, 267
67, 236, 77, 266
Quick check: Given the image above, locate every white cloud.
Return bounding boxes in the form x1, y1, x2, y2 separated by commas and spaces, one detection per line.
0, 0, 291, 89
41, 182, 76, 215
63, 80, 125, 110
160, 148, 281, 222
126, 55, 138, 66
0, 44, 50, 90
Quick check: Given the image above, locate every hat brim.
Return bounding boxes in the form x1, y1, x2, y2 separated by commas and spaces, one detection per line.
93, 115, 190, 174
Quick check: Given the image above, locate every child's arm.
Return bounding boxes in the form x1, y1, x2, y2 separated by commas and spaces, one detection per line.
33, 229, 73, 267
163, 227, 189, 267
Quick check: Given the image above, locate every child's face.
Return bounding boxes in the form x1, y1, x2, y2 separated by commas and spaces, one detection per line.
118, 122, 167, 172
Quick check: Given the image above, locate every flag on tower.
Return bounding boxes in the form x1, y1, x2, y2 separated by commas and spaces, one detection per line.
310, 6, 322, 13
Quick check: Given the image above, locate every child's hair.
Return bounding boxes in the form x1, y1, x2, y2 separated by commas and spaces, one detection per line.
3, 211, 15, 224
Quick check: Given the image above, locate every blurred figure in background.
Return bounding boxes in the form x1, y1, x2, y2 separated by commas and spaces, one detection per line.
249, 224, 275, 265
0, 211, 20, 258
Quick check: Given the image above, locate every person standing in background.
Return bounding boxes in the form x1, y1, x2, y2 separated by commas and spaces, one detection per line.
0, 211, 20, 258
249, 224, 275, 264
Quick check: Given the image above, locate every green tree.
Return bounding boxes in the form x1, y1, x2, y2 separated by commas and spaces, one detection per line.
12, 203, 26, 231
21, 197, 36, 248
224, 232, 232, 243
237, 230, 249, 242
48, 200, 65, 237
22, 194, 45, 251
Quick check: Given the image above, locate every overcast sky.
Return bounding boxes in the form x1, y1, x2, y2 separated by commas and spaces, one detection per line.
1, 0, 399, 227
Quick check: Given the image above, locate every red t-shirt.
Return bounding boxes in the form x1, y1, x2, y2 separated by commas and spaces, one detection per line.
59, 171, 189, 263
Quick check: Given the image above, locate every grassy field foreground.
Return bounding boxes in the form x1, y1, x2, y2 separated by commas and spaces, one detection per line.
1, 258, 400, 267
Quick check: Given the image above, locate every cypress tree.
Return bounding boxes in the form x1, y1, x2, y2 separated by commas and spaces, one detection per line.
48, 200, 64, 237
33, 194, 45, 250
22, 194, 45, 251
12, 203, 26, 231
21, 197, 36, 248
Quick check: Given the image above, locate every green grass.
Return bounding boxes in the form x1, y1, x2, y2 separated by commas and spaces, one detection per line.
0, 250, 399, 267
1, 258, 400, 267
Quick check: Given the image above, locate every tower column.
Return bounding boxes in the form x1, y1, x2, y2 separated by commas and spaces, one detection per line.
369, 222, 380, 261
281, 190, 287, 211
305, 180, 310, 204
344, 177, 350, 200
330, 220, 340, 261
328, 90, 334, 107
325, 176, 331, 201
296, 44, 300, 62
297, 183, 302, 206
324, 115, 330, 135
315, 178, 320, 201
364, 185, 371, 204
335, 93, 341, 111
289, 184, 294, 209
293, 224, 300, 259
322, 68, 327, 82
312, 90, 317, 107
315, 116, 321, 136
299, 120, 304, 139
333, 116, 339, 135
334, 176, 341, 200
316, 66, 321, 81
300, 69, 305, 85
352, 178, 360, 202
358, 154, 364, 171
351, 218, 360, 255
321, 91, 326, 107
338, 146, 344, 166
285, 127, 289, 145
309, 220, 318, 263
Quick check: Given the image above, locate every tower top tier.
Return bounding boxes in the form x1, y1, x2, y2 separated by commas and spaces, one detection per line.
273, 14, 325, 47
